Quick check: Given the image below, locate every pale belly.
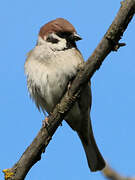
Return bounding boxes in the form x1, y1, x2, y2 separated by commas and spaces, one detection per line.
24, 47, 88, 131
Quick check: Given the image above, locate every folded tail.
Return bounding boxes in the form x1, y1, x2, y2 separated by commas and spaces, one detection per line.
78, 127, 106, 171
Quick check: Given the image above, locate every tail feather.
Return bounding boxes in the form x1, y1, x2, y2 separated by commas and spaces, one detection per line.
78, 132, 105, 171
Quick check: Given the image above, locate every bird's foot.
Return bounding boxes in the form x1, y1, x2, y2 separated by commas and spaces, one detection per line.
60, 122, 62, 126
67, 81, 72, 91
67, 81, 72, 96
42, 117, 49, 128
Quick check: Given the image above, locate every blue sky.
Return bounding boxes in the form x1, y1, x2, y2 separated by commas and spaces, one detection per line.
1, 0, 135, 179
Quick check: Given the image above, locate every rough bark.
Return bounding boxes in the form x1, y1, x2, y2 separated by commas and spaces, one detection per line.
3, 0, 135, 179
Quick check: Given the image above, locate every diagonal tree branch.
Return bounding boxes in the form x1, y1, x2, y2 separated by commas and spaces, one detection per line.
102, 163, 135, 180
3, 0, 135, 179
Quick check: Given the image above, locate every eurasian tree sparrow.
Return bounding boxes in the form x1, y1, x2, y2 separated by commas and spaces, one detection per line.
24, 18, 105, 171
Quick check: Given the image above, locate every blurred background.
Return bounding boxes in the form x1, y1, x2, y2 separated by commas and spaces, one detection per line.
0, 0, 135, 179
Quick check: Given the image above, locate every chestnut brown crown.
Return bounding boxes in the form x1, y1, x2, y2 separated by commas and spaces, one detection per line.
39, 18, 77, 39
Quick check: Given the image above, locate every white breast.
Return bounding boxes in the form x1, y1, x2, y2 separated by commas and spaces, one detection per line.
25, 45, 83, 113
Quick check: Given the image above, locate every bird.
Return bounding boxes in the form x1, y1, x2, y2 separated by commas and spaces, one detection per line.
24, 18, 105, 172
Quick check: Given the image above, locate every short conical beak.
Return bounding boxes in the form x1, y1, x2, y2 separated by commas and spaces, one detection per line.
70, 32, 82, 41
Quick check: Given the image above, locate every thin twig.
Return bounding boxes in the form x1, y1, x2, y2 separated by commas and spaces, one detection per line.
102, 164, 135, 180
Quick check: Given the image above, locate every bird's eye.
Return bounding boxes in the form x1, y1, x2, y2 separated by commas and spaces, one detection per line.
56, 32, 72, 39
46, 36, 59, 43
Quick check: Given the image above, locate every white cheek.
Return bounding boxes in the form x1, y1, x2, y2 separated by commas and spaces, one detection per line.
49, 38, 67, 51
43, 33, 67, 51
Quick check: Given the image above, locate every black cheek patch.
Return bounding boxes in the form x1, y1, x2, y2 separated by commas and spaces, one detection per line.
46, 36, 59, 43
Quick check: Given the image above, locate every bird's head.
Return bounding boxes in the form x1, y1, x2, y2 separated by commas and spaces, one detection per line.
37, 18, 82, 51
